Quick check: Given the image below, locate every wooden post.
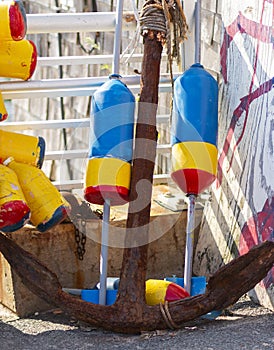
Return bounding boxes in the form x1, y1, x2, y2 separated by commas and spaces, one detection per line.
116, 31, 163, 312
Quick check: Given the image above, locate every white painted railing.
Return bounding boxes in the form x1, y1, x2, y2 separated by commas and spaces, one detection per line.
26, 12, 136, 34
0, 11, 174, 191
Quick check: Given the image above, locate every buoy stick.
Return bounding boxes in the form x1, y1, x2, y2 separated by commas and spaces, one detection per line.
112, 0, 124, 74
98, 0, 124, 306
99, 198, 110, 305
184, 194, 196, 294
194, 0, 201, 63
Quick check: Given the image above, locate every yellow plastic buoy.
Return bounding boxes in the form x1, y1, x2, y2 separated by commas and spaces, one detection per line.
0, 0, 27, 41
145, 279, 190, 306
4, 157, 70, 232
0, 39, 37, 80
0, 163, 30, 232
0, 130, 45, 168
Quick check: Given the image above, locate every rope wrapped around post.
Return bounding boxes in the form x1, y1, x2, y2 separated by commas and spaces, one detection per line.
139, 0, 188, 64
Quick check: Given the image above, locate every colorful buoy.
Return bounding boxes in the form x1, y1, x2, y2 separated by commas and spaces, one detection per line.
84, 75, 135, 206
4, 158, 70, 232
0, 130, 45, 168
171, 63, 218, 195
0, 0, 27, 41
145, 279, 190, 306
0, 39, 37, 80
0, 163, 30, 232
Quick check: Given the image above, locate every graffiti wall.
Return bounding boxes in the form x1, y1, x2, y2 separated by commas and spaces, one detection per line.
194, 0, 273, 309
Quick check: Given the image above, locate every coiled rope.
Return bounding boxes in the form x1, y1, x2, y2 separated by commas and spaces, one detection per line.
139, 0, 188, 65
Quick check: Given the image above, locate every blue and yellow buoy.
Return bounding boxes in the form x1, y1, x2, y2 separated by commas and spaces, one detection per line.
84, 75, 135, 206
171, 63, 218, 195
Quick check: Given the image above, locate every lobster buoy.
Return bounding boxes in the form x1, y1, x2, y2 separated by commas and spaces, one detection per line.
0, 0, 27, 41
0, 39, 37, 80
84, 75, 135, 206
171, 63, 218, 195
0, 163, 30, 232
145, 279, 190, 306
4, 157, 70, 232
0, 130, 45, 168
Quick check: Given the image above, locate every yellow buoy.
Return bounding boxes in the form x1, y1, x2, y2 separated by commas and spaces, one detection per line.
145, 279, 190, 306
0, 130, 45, 168
0, 163, 30, 232
4, 158, 70, 232
0, 39, 37, 80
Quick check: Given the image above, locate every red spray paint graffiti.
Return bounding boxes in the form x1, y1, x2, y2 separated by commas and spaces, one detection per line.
219, 3, 273, 289
220, 11, 273, 84
219, 7, 273, 187
217, 78, 273, 186
239, 197, 274, 288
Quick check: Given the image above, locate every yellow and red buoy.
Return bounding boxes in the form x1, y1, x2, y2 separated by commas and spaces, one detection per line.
0, 1, 37, 121
145, 279, 190, 306
0, 2, 35, 81
0, 0, 27, 41
4, 158, 70, 232
0, 163, 30, 232
0, 39, 37, 80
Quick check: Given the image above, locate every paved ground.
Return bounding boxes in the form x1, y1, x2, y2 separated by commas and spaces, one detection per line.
0, 295, 273, 349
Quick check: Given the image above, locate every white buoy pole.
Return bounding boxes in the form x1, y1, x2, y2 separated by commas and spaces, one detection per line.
112, 0, 124, 74
99, 199, 110, 305
184, 194, 196, 295
183, 0, 201, 295
98, 0, 124, 306
195, 0, 201, 64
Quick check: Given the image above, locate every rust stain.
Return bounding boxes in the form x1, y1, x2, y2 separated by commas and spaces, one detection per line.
74, 260, 84, 289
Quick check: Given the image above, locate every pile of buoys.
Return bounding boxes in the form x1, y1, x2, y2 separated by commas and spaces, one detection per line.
0, 132, 70, 233
0, 1, 70, 233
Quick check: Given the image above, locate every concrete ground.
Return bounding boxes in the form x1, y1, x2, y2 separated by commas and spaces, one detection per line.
0, 295, 273, 350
